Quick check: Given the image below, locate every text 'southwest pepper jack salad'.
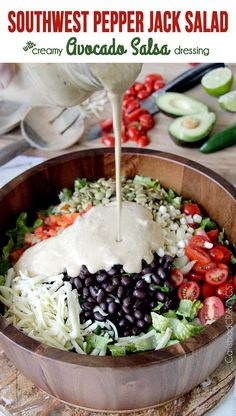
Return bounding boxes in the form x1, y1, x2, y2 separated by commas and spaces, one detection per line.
0, 175, 235, 356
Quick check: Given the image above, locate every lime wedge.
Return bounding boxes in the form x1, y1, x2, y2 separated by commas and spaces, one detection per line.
218, 90, 236, 112
201, 67, 233, 97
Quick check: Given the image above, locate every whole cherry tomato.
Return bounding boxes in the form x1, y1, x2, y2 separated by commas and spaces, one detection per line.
182, 203, 202, 216
153, 80, 165, 91
101, 135, 115, 147
139, 114, 155, 131
215, 281, 235, 300
138, 135, 150, 147
127, 126, 141, 142
137, 90, 151, 100
202, 283, 215, 299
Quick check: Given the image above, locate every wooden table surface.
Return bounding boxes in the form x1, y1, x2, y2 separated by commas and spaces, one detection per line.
0, 63, 236, 415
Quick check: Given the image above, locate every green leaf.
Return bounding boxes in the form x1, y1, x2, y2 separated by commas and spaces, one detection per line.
218, 229, 225, 244
164, 310, 177, 319
133, 175, 157, 188
152, 284, 169, 293
173, 196, 182, 209
200, 217, 218, 231
152, 301, 164, 312
85, 333, 112, 355
230, 253, 236, 264
39, 206, 54, 217
6, 213, 31, 248
166, 189, 176, 203
0, 238, 15, 275
108, 345, 126, 356
0, 275, 5, 285
176, 300, 203, 320
151, 312, 169, 332
59, 188, 73, 202
33, 218, 43, 229
74, 178, 87, 191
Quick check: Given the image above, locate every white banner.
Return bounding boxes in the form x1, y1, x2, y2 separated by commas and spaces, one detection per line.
0, 0, 236, 62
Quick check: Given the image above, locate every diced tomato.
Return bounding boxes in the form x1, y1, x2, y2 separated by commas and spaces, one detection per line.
205, 266, 228, 286
234, 276, 236, 290
153, 80, 165, 91
170, 268, 184, 287
207, 229, 219, 243
202, 283, 215, 299
139, 114, 155, 131
126, 100, 140, 114
133, 82, 145, 93
209, 247, 225, 263
101, 135, 115, 147
100, 119, 113, 132
214, 244, 231, 264
189, 235, 209, 249
127, 126, 141, 142
182, 203, 202, 217
185, 246, 211, 265
10, 248, 25, 263
199, 296, 225, 324
193, 261, 216, 275
215, 281, 235, 300
185, 271, 203, 283
126, 108, 148, 123
178, 281, 200, 300
124, 86, 135, 98
144, 81, 153, 94
137, 90, 151, 100
138, 135, 150, 147
144, 73, 164, 84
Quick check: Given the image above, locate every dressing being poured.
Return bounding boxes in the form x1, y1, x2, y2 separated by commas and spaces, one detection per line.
15, 63, 166, 276
16, 202, 164, 277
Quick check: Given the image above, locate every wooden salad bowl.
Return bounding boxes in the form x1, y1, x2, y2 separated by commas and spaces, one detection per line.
0, 148, 235, 412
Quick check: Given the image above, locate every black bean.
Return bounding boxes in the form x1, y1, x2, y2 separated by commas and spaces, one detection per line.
132, 327, 141, 335
151, 274, 161, 285
106, 296, 115, 304
112, 277, 120, 286
87, 297, 96, 305
94, 311, 105, 322
123, 330, 130, 337
89, 287, 98, 298
142, 266, 153, 275
74, 277, 83, 291
158, 257, 165, 265
133, 289, 146, 299
105, 284, 115, 293
118, 310, 123, 317
157, 267, 167, 280
69, 277, 75, 285
117, 286, 126, 299
84, 311, 92, 319
82, 287, 90, 298
156, 291, 166, 302
134, 309, 143, 320
97, 289, 105, 303
81, 302, 93, 311
164, 262, 172, 271
96, 272, 108, 283
100, 302, 107, 312
163, 281, 172, 290
149, 284, 157, 292
165, 255, 174, 263
108, 302, 117, 315
122, 305, 131, 314
85, 277, 93, 287
126, 314, 135, 324
150, 258, 159, 268
121, 276, 130, 286
107, 267, 118, 276
137, 319, 146, 329
134, 299, 142, 309
102, 282, 109, 290
136, 279, 146, 289
123, 297, 131, 307
149, 301, 156, 309
80, 265, 90, 279
144, 314, 152, 324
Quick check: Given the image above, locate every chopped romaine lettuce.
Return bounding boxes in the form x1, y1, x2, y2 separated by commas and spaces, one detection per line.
152, 301, 164, 312
166, 189, 175, 203
0, 275, 5, 285
108, 344, 126, 356
151, 312, 169, 332
85, 333, 112, 355
59, 188, 73, 202
200, 217, 217, 231
74, 178, 87, 191
133, 175, 157, 188
0, 238, 14, 275
164, 310, 177, 319
156, 328, 172, 349
176, 300, 203, 320
6, 213, 31, 248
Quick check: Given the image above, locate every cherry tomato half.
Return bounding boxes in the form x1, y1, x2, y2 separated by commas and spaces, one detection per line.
144, 81, 153, 94
214, 244, 231, 264
205, 266, 228, 286
209, 247, 225, 263
185, 271, 203, 283
215, 281, 235, 300
126, 108, 148, 123
170, 268, 184, 287
185, 246, 211, 265
100, 119, 113, 132
138, 135, 150, 147
139, 114, 155, 131
182, 203, 202, 217
193, 261, 216, 275
127, 126, 141, 142
189, 235, 209, 249
207, 229, 219, 243
202, 283, 215, 299
178, 281, 200, 300
101, 135, 115, 147
144, 73, 164, 84
153, 80, 165, 91
133, 82, 145, 93
137, 90, 151, 100
199, 296, 225, 324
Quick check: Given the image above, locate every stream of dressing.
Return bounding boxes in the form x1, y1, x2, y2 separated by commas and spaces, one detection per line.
15, 63, 165, 276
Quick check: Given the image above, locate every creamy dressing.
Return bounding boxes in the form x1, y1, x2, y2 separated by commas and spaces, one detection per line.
16, 202, 164, 277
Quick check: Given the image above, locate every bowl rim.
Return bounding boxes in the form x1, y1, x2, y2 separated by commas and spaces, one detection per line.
0, 147, 235, 368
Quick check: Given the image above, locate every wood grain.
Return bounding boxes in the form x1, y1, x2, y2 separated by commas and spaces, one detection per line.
0, 149, 235, 411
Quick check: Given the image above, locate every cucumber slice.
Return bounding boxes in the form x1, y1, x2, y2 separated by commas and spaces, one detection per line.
218, 90, 236, 112
169, 112, 216, 147
201, 67, 233, 97
156, 92, 208, 117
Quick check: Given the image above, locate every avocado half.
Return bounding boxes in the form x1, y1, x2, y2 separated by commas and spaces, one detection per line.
156, 92, 208, 117
168, 112, 216, 147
